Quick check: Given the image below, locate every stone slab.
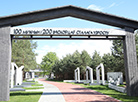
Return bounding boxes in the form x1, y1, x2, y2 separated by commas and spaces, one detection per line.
22, 82, 35, 85
10, 88, 25, 92
14, 85, 31, 88
108, 83, 126, 93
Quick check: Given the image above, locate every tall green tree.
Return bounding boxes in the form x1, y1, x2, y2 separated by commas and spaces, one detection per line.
102, 53, 115, 79
111, 40, 124, 73
12, 40, 37, 71
52, 50, 92, 80
91, 50, 102, 68
41, 52, 58, 77
80, 50, 91, 79
90, 51, 102, 79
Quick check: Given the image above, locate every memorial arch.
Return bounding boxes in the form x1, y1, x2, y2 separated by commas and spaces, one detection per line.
0, 5, 138, 101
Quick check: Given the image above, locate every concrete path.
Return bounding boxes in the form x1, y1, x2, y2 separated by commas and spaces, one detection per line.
37, 79, 65, 102
39, 78, 121, 102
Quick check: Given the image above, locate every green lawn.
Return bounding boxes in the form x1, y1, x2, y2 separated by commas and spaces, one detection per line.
73, 83, 138, 102
23, 87, 44, 90
1, 80, 44, 102
31, 83, 43, 86
1, 92, 42, 102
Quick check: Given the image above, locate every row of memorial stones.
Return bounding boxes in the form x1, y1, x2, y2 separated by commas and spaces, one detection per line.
10, 62, 35, 88
74, 63, 123, 86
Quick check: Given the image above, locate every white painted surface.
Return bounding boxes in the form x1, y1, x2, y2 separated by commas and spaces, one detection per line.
11, 27, 126, 36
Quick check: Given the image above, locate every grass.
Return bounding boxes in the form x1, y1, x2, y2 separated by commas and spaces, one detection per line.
118, 84, 126, 87
1, 80, 44, 102
31, 83, 43, 86
23, 87, 44, 90
1, 92, 42, 102
23, 80, 44, 90
68, 82, 138, 102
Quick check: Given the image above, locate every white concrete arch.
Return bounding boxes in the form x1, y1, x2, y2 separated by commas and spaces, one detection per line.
10, 62, 24, 88
86, 66, 93, 84
74, 67, 80, 83
96, 63, 105, 85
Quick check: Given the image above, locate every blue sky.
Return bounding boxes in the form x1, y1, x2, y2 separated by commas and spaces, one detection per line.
1, 0, 138, 64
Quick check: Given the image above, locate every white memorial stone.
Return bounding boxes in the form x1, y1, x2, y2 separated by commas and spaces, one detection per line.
74, 67, 80, 83
10, 62, 24, 87
96, 63, 105, 85
86, 66, 93, 84
25, 72, 30, 79
32, 72, 35, 79
10, 63, 15, 88
107, 72, 123, 85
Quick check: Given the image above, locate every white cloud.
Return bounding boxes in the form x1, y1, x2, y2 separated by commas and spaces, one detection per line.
107, 2, 124, 9
35, 40, 112, 64
108, 3, 116, 8
87, 4, 103, 11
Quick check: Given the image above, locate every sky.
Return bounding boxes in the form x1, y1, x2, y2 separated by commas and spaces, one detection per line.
1, 0, 138, 64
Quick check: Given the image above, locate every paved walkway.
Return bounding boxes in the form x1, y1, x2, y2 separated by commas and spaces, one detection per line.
38, 79, 65, 102
38, 78, 121, 102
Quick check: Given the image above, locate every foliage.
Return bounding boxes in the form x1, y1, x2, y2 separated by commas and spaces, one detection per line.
44, 32, 138, 81
91, 50, 102, 68
80, 50, 91, 79
52, 50, 92, 80
111, 40, 124, 73
90, 51, 102, 78
102, 53, 119, 79
12, 40, 37, 71
40, 52, 58, 77
102, 53, 115, 72
110, 32, 138, 79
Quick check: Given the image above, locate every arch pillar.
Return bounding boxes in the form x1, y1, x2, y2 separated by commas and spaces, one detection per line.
0, 26, 11, 101
123, 27, 138, 96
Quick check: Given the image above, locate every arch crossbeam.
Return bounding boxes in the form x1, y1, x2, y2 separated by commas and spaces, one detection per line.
0, 5, 138, 29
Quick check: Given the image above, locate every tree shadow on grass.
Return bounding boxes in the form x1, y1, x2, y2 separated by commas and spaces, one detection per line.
86, 85, 109, 90
10, 92, 42, 96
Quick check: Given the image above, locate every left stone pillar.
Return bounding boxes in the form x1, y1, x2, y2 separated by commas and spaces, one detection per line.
0, 26, 11, 101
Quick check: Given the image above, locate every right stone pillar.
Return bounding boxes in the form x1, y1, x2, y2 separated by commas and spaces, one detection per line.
123, 27, 138, 96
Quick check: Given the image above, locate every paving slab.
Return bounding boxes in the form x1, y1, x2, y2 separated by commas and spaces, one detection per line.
38, 79, 65, 102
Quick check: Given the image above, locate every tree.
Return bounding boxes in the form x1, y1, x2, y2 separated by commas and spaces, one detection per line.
111, 40, 125, 76
41, 52, 58, 77
90, 51, 102, 79
80, 50, 91, 79
91, 50, 102, 68
52, 50, 92, 80
12, 40, 37, 71
102, 53, 115, 79
110, 32, 138, 79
